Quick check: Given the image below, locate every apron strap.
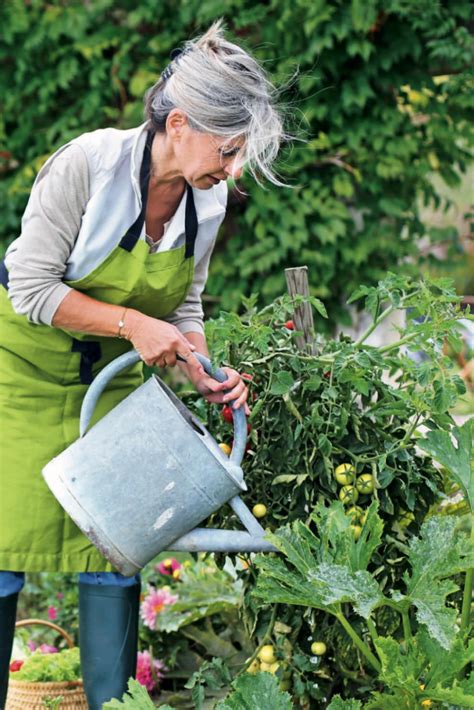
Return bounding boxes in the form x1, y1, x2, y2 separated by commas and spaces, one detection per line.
119, 130, 154, 253
184, 183, 198, 259
119, 131, 198, 258
71, 339, 102, 385
0, 260, 9, 289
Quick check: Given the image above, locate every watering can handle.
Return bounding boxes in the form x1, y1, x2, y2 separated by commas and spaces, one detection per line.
79, 349, 248, 466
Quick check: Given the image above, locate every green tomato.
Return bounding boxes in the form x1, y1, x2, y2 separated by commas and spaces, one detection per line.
339, 485, 359, 505
356, 473, 374, 495
334, 463, 355, 485
310, 641, 327, 655
350, 524, 362, 540
258, 645, 276, 664
346, 506, 363, 523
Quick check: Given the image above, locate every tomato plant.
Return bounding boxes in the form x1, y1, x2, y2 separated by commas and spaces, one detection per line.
182, 274, 470, 704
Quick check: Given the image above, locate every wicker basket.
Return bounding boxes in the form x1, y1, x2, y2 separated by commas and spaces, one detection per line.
6, 618, 88, 709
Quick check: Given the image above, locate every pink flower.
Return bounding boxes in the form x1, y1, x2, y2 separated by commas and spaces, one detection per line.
27, 641, 37, 652
140, 586, 178, 630
155, 558, 181, 577
56, 592, 64, 601
39, 644, 58, 654
47, 606, 57, 621
136, 650, 165, 692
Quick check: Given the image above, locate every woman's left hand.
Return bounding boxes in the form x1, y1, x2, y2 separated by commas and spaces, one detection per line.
189, 366, 250, 413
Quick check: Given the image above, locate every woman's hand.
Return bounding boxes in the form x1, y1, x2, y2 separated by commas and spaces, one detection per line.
188, 366, 250, 413
123, 310, 204, 376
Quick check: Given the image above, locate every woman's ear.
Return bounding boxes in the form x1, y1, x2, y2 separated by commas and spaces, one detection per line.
166, 109, 188, 142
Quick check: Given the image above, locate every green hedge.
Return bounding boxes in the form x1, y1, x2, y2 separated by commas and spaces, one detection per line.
1, 0, 472, 324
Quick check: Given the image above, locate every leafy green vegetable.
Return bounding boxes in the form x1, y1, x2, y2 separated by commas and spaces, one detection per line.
12, 648, 81, 683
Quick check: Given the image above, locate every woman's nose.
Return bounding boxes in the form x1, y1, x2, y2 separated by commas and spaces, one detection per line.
224, 159, 243, 180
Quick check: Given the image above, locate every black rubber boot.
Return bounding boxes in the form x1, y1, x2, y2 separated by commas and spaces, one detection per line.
78, 582, 140, 710
0, 593, 19, 710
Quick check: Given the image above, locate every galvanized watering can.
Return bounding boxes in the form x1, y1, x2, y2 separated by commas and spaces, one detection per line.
42, 350, 276, 576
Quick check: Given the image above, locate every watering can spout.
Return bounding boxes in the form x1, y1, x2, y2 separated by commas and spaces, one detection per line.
169, 528, 276, 553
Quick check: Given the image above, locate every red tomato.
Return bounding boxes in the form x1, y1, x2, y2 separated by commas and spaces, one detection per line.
221, 405, 234, 424
9, 660, 24, 672
284, 320, 295, 330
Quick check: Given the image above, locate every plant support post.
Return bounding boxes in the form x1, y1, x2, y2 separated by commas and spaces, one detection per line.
285, 266, 317, 354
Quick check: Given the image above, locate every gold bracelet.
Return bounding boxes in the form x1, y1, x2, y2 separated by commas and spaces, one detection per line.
117, 307, 128, 339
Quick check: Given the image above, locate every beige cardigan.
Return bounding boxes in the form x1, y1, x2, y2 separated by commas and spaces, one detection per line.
5, 143, 223, 335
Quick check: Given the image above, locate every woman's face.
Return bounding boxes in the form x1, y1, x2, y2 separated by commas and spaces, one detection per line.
167, 110, 245, 189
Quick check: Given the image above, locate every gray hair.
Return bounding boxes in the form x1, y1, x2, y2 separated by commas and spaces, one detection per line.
144, 20, 287, 186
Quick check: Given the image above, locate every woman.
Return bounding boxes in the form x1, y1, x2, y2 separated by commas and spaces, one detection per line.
0, 20, 284, 709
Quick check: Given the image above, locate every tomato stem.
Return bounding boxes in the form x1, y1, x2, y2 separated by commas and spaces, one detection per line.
354, 304, 397, 347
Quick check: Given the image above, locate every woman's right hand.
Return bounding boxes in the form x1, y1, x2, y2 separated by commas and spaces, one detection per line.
122, 310, 204, 374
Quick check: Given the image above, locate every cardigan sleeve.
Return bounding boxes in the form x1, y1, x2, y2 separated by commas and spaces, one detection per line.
4, 144, 90, 325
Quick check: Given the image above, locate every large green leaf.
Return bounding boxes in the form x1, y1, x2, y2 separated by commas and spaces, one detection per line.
254, 516, 382, 618
102, 678, 156, 709
417, 420, 473, 510
417, 630, 474, 689
215, 671, 292, 710
404, 516, 474, 649
156, 563, 241, 633
158, 599, 238, 633
310, 499, 384, 572
426, 684, 474, 706
373, 636, 425, 691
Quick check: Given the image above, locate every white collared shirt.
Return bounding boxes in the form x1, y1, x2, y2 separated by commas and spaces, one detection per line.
5, 124, 228, 334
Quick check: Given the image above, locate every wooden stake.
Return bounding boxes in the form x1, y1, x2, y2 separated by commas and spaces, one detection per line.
285, 266, 316, 354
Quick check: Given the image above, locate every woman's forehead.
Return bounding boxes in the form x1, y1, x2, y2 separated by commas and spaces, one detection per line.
212, 135, 246, 151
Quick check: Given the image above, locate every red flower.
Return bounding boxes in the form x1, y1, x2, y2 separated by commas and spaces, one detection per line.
155, 558, 181, 577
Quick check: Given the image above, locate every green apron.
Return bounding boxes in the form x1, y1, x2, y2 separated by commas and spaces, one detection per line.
0, 131, 198, 572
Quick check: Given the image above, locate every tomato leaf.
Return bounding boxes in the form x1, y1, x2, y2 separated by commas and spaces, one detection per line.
269, 371, 295, 395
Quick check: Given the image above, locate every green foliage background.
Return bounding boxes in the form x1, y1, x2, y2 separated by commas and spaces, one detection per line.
1, 0, 472, 323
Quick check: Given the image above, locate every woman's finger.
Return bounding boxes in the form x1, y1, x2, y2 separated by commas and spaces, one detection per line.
222, 380, 247, 403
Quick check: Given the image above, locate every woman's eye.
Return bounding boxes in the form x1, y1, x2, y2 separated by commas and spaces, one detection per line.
221, 149, 239, 158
